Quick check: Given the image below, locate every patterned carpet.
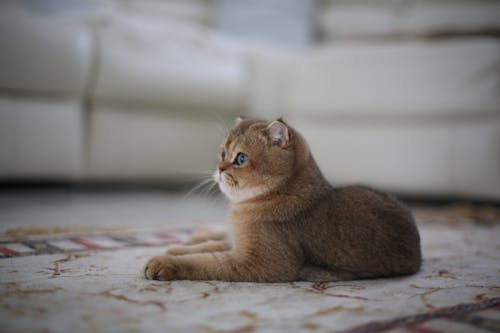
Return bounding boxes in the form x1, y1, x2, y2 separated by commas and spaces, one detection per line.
0, 203, 499, 333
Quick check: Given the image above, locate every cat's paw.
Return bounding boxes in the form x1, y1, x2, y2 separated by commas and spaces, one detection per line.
166, 247, 189, 255
144, 255, 178, 280
184, 235, 212, 246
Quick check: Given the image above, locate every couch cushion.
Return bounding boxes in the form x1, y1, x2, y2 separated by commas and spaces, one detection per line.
94, 9, 246, 113
87, 106, 224, 179
297, 120, 454, 194
213, 0, 316, 47
249, 39, 500, 118
0, 96, 83, 179
319, 0, 500, 40
295, 117, 500, 198
0, 2, 93, 95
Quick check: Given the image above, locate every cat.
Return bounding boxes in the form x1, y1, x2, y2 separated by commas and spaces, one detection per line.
144, 117, 422, 282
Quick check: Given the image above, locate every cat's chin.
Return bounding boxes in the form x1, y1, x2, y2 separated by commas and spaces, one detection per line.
218, 181, 266, 204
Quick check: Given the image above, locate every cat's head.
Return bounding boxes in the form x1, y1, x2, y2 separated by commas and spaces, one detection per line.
215, 117, 305, 203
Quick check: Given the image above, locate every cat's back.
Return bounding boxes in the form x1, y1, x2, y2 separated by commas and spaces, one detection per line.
331, 185, 413, 224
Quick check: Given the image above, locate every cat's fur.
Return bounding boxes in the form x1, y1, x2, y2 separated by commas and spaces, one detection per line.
144, 118, 422, 282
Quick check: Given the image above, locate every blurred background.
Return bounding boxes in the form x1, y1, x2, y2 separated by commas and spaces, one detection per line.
0, 0, 499, 201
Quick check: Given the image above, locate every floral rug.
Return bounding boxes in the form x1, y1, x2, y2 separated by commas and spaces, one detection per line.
0, 205, 499, 333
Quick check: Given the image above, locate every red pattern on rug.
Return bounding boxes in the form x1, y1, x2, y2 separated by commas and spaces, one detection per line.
0, 228, 194, 258
335, 297, 500, 333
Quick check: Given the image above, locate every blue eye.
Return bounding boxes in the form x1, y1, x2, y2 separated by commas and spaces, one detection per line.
234, 152, 248, 166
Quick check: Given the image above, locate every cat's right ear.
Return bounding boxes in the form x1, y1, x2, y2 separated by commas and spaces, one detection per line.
235, 116, 247, 125
266, 120, 289, 147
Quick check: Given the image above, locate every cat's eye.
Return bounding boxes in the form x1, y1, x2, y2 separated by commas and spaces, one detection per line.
221, 150, 226, 161
234, 152, 248, 166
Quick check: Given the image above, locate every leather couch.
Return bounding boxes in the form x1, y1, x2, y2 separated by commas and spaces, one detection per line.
1, 0, 499, 199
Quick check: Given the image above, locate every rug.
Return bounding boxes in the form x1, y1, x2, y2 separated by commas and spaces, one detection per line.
0, 205, 499, 333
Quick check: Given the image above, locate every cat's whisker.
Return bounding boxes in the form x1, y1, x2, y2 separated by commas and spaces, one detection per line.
201, 183, 218, 200
207, 182, 220, 196
197, 181, 215, 197
203, 182, 224, 206
183, 177, 217, 199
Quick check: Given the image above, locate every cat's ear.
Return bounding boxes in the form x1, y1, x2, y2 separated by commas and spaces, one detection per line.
267, 120, 289, 147
235, 116, 247, 125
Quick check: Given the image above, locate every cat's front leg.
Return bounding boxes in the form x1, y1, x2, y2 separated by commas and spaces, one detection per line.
144, 250, 299, 282
166, 240, 231, 255
184, 231, 228, 245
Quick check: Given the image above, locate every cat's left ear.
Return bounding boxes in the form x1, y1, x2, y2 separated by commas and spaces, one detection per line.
266, 120, 289, 147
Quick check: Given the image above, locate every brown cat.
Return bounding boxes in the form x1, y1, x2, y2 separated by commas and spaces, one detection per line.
144, 118, 422, 282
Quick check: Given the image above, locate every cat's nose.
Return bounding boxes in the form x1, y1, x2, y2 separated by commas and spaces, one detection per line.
218, 162, 231, 173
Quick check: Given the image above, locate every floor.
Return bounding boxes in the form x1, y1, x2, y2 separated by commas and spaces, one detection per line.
0, 189, 499, 333
0, 188, 228, 233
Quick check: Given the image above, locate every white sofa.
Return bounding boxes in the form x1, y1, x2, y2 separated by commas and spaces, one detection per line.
0, 2, 92, 179
0, 1, 245, 181
1, 0, 499, 199
249, 39, 500, 198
